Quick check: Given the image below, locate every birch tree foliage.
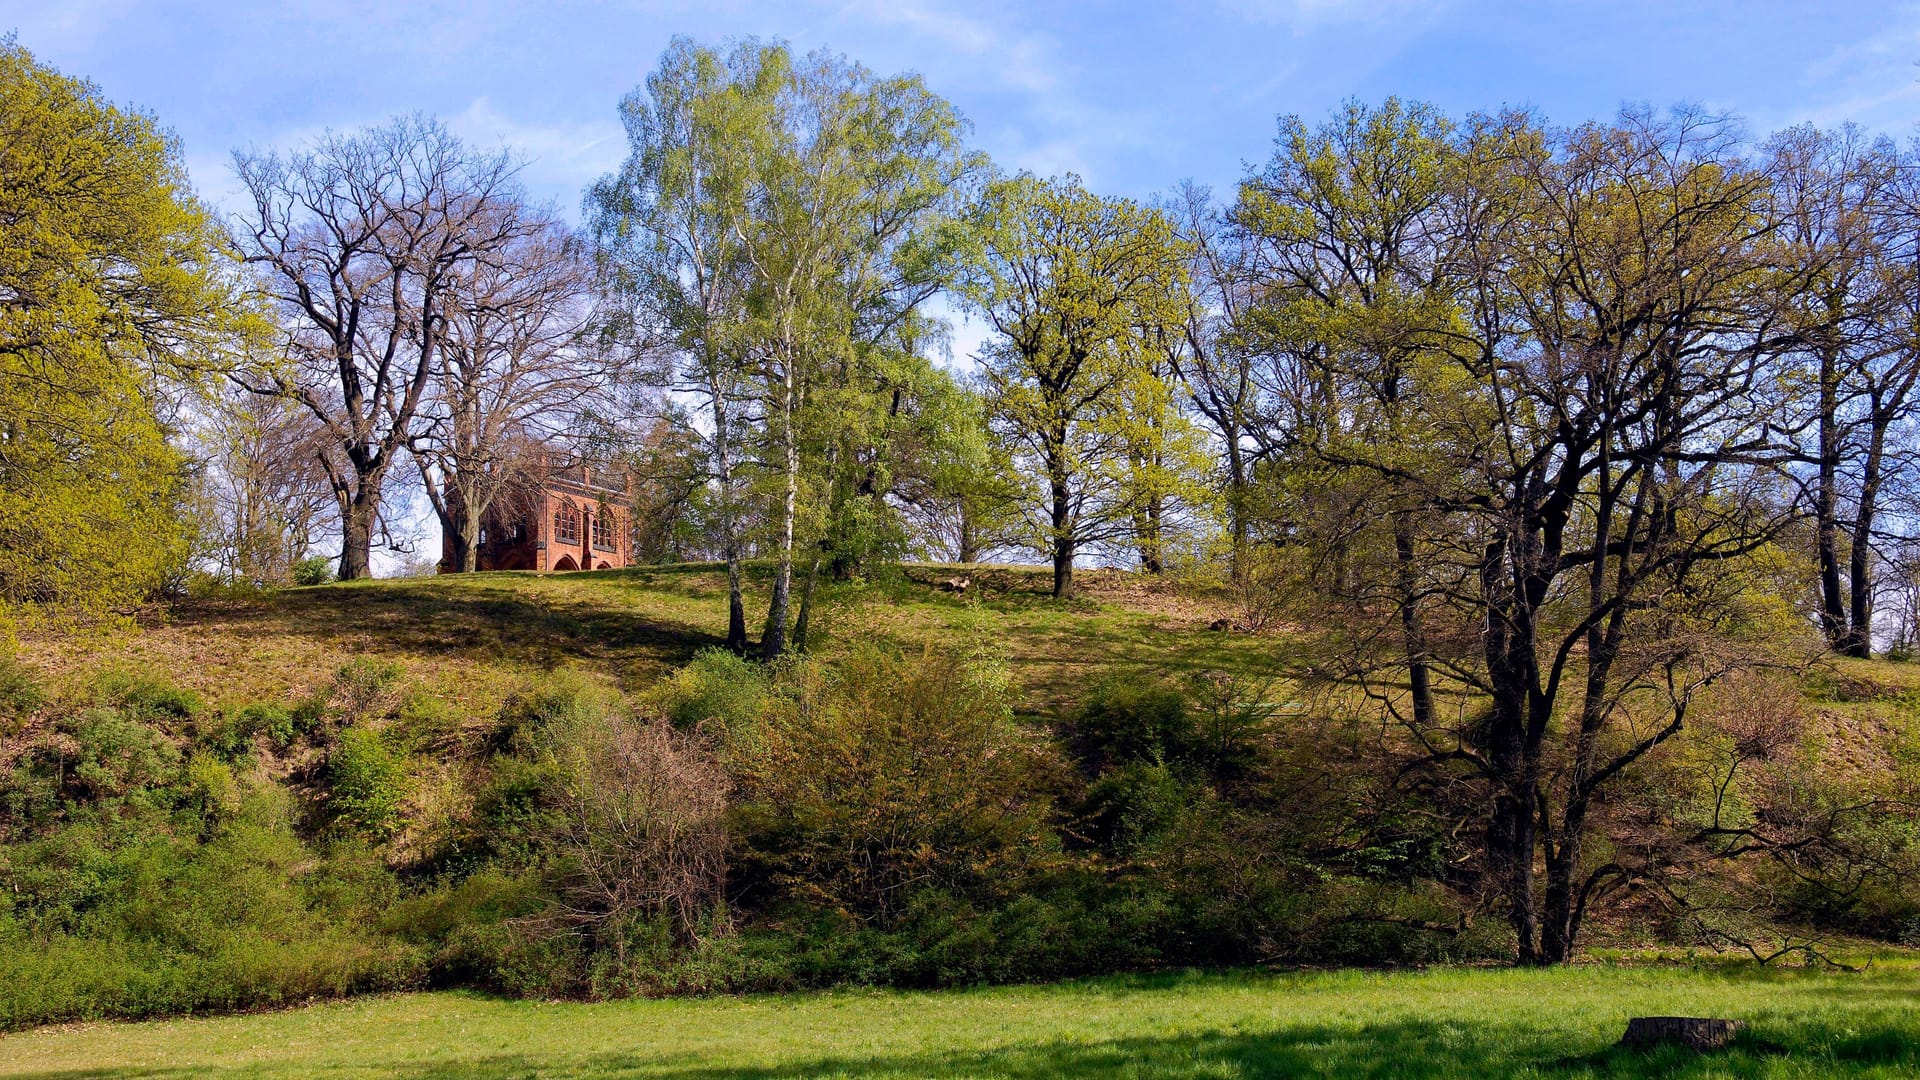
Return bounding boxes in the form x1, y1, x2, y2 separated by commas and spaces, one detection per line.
593, 39, 980, 655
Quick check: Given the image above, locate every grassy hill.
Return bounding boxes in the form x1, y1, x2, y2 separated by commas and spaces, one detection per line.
8, 562, 1920, 1052
18, 563, 1282, 717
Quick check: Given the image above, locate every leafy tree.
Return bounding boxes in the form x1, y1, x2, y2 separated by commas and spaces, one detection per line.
594, 39, 981, 656
1765, 125, 1915, 658
959, 174, 1192, 598
733, 49, 980, 657
591, 38, 782, 651
1252, 104, 1821, 963
1236, 97, 1458, 727
1167, 182, 1267, 573
0, 39, 241, 618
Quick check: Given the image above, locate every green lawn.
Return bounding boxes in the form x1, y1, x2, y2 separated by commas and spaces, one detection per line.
5, 963, 1918, 1078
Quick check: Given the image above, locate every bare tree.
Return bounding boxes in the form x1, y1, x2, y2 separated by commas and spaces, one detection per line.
192, 385, 334, 585
1766, 125, 1913, 657
1167, 181, 1266, 571
538, 709, 731, 946
410, 209, 603, 573
232, 117, 528, 579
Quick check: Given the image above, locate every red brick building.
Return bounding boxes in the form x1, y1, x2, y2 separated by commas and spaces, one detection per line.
448, 462, 640, 573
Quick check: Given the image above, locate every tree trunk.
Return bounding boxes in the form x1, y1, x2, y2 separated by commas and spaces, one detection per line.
761, 363, 799, 660
792, 553, 822, 654
957, 507, 979, 564
1845, 415, 1888, 659
1816, 343, 1847, 650
711, 372, 748, 653
340, 495, 376, 580
1482, 538, 1541, 964
1393, 511, 1434, 729
1225, 430, 1248, 576
1049, 458, 1074, 599
1539, 798, 1589, 963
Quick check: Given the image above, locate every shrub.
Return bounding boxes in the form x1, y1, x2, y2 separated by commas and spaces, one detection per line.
535, 705, 731, 943
328, 727, 408, 839
200, 702, 299, 759
735, 647, 1055, 922
328, 658, 402, 722
1079, 761, 1191, 856
291, 556, 334, 587
392, 691, 462, 751
0, 650, 43, 723
1070, 672, 1193, 773
94, 670, 203, 721
646, 647, 768, 739
495, 670, 620, 747
62, 707, 184, 807
0, 821, 427, 1030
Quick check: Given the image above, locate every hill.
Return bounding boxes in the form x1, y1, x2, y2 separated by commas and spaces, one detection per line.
6, 564, 1920, 1035
17, 563, 1281, 718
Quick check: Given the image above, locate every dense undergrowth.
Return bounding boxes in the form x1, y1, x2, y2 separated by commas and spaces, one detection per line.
2, 569, 1918, 1030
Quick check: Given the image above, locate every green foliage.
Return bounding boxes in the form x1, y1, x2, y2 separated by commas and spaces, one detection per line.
1070, 672, 1195, 771
735, 646, 1055, 921
957, 173, 1196, 592
291, 556, 334, 587
0, 40, 246, 620
327, 727, 408, 840
646, 646, 768, 736
94, 669, 204, 720
494, 669, 621, 744
327, 657, 402, 722
199, 702, 298, 759
0, 648, 43, 723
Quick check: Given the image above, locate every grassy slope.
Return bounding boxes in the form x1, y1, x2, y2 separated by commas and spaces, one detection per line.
5, 963, 1920, 1078
17, 563, 1281, 718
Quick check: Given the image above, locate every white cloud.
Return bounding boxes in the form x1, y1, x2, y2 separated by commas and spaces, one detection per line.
1787, 10, 1920, 133
449, 98, 628, 214
1217, 0, 1445, 30
838, 0, 1060, 93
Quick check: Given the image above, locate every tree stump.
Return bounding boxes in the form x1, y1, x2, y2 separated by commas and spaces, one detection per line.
1620, 1017, 1745, 1052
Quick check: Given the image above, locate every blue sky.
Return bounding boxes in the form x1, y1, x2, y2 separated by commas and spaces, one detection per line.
11, 1, 1920, 223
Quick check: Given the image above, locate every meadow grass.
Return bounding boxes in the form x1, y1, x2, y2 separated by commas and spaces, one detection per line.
3, 962, 1918, 1078
15, 563, 1279, 719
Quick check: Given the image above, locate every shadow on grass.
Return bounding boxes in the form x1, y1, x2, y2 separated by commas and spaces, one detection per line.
13, 1019, 1912, 1080
174, 572, 728, 681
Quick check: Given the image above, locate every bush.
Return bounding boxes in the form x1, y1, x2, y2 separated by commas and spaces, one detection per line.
1079, 761, 1191, 856
534, 701, 731, 943
494, 670, 620, 746
0, 823, 427, 1030
292, 556, 334, 587
646, 647, 768, 740
94, 670, 203, 721
328, 658, 402, 722
735, 646, 1056, 922
199, 702, 300, 759
328, 727, 408, 839
1070, 673, 1193, 773
0, 650, 43, 723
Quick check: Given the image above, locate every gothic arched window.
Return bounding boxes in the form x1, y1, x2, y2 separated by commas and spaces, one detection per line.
553, 501, 581, 544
